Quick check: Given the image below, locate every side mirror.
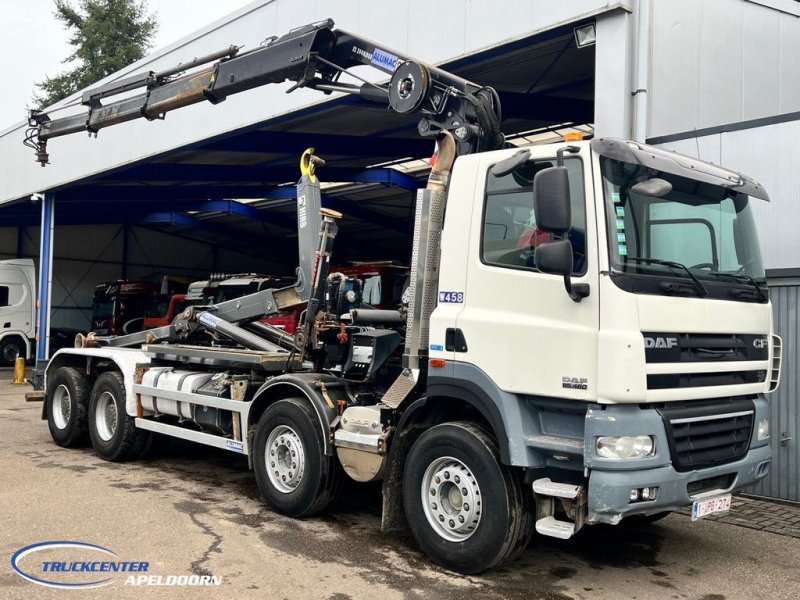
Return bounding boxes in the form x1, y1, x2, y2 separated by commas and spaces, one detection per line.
536, 239, 590, 302
535, 238, 573, 276
533, 166, 571, 233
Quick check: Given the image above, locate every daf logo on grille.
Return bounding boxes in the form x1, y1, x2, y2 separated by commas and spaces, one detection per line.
753, 338, 767, 349
644, 336, 679, 349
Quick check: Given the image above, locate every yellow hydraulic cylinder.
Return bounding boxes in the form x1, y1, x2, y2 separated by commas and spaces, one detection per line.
12, 357, 26, 384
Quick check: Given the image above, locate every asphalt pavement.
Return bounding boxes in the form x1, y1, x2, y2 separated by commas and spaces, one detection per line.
1, 367, 799, 600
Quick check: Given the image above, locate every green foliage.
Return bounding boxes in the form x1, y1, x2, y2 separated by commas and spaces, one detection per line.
33, 0, 157, 109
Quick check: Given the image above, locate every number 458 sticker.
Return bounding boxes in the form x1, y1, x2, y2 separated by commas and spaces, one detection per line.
439, 291, 464, 303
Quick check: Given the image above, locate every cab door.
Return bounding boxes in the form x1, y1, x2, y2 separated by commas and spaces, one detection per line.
454, 145, 600, 400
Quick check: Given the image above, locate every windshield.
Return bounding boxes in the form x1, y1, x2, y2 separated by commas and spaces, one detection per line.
601, 157, 766, 301
92, 300, 115, 321
145, 295, 170, 318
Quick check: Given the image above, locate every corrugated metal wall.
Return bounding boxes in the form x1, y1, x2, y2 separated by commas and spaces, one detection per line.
649, 0, 800, 139
749, 280, 799, 501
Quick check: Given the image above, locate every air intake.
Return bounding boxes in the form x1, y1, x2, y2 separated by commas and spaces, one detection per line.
769, 334, 783, 392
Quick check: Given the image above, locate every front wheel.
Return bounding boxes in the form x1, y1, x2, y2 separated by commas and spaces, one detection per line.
88, 371, 150, 461
0, 337, 24, 366
253, 398, 341, 517
403, 422, 533, 574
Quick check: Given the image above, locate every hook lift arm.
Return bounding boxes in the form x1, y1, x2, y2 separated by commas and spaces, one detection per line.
26, 18, 503, 165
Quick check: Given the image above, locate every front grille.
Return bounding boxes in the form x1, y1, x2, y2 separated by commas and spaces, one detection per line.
648, 370, 767, 389
658, 399, 755, 472
643, 332, 768, 363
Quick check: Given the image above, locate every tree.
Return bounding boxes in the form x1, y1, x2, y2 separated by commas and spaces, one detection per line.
33, 0, 158, 109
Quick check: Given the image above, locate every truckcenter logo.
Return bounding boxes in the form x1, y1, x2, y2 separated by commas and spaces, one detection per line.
11, 541, 221, 589
11, 541, 145, 589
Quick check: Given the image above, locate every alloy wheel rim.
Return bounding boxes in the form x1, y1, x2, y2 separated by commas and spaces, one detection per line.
265, 425, 306, 494
421, 456, 482, 542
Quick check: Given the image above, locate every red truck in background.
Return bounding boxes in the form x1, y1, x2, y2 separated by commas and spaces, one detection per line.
90, 280, 159, 336
143, 293, 190, 329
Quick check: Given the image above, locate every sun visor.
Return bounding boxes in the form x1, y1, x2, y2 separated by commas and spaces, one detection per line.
591, 138, 770, 201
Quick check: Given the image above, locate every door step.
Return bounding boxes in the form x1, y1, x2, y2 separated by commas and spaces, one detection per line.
532, 477, 585, 539
535, 516, 576, 539
532, 477, 582, 499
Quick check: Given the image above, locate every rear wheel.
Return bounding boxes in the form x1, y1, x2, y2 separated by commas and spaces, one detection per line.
253, 398, 341, 517
88, 371, 151, 461
403, 422, 533, 574
46, 366, 90, 447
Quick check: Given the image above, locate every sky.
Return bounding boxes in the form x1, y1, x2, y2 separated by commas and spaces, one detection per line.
0, 0, 255, 130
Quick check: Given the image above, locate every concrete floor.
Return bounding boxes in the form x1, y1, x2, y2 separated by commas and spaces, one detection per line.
1, 367, 799, 600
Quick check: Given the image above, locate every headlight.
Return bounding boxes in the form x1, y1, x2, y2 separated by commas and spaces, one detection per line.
757, 418, 770, 440
596, 435, 656, 459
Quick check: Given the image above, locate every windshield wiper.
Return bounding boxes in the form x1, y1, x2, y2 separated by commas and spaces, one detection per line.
702, 271, 768, 302
622, 257, 709, 297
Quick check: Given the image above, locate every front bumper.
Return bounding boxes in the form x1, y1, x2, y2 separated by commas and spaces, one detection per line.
587, 444, 771, 524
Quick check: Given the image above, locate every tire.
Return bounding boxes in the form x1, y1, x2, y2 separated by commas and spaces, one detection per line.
253, 398, 341, 517
0, 337, 24, 366
46, 366, 91, 447
403, 422, 534, 574
88, 371, 151, 461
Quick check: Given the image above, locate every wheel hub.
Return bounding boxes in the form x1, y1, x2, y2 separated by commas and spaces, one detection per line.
2, 343, 19, 363
94, 391, 118, 441
265, 425, 305, 494
51, 384, 71, 430
421, 457, 482, 542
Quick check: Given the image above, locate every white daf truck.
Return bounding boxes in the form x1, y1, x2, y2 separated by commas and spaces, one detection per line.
28, 20, 782, 573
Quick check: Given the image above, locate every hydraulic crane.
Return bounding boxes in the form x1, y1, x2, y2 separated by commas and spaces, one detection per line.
26, 18, 502, 165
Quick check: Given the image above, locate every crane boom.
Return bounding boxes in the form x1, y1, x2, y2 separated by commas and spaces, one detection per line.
26, 18, 503, 165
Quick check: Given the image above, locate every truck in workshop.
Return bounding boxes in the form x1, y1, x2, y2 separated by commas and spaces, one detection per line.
90, 280, 159, 335
27, 19, 782, 573
0, 258, 83, 365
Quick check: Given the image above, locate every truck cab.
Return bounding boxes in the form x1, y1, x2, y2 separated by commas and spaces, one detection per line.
143, 293, 190, 330
91, 280, 159, 336
430, 138, 778, 527
0, 259, 36, 364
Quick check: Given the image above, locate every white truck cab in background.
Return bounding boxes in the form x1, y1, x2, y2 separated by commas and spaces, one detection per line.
0, 259, 36, 365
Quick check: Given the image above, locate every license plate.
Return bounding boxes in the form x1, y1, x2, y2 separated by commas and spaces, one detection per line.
691, 493, 732, 520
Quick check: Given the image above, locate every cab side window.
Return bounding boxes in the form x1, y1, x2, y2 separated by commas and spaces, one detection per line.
481, 157, 586, 274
